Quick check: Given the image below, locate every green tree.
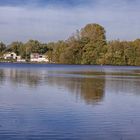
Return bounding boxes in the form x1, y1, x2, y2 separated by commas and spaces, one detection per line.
133, 39, 140, 65
62, 35, 83, 64
81, 23, 106, 43
25, 40, 43, 54
53, 41, 68, 63
8, 42, 24, 56
46, 42, 55, 63
0, 42, 6, 53
81, 23, 106, 64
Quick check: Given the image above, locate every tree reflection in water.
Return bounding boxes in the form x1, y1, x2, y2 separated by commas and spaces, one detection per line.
47, 75, 105, 105
0, 69, 43, 87
0, 69, 105, 105
1, 68, 140, 105
0, 69, 5, 85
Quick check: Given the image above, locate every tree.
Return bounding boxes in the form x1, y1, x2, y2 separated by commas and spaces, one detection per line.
24, 40, 41, 54
63, 35, 83, 64
133, 39, 140, 65
80, 23, 106, 64
60, 43, 81, 64
38, 43, 48, 54
53, 41, 68, 63
81, 23, 106, 43
8, 42, 24, 56
0, 42, 6, 52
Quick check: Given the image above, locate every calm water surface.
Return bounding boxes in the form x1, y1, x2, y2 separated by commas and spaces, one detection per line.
0, 63, 140, 140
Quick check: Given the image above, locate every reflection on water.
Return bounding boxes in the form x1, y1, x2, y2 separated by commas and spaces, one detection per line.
0, 64, 140, 140
1, 66, 140, 104
0, 68, 105, 105
48, 76, 105, 104
105, 77, 140, 95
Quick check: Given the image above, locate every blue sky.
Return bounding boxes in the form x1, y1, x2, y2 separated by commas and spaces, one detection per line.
0, 0, 140, 44
0, 0, 92, 6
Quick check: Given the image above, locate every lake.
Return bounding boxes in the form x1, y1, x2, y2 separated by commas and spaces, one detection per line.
0, 63, 140, 140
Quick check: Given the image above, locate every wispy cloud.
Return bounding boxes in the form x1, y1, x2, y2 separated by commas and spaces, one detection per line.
0, 0, 140, 43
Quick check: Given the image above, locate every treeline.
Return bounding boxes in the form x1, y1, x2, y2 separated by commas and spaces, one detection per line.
0, 23, 140, 65
0, 40, 48, 60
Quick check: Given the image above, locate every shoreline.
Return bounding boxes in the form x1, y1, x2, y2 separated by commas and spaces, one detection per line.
0, 61, 140, 68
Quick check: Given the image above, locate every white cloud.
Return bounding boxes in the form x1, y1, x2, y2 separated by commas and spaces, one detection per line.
0, 0, 140, 44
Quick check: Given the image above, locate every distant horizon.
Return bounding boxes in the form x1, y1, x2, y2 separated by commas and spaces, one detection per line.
0, 0, 140, 44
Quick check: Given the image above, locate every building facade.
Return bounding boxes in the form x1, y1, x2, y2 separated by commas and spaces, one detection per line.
30, 53, 49, 62
3, 52, 17, 60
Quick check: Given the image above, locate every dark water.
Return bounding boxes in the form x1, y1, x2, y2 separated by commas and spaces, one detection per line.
0, 63, 140, 140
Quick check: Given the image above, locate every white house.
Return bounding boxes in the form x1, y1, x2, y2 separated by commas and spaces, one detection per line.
30, 53, 49, 63
3, 52, 17, 60
3, 52, 26, 62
